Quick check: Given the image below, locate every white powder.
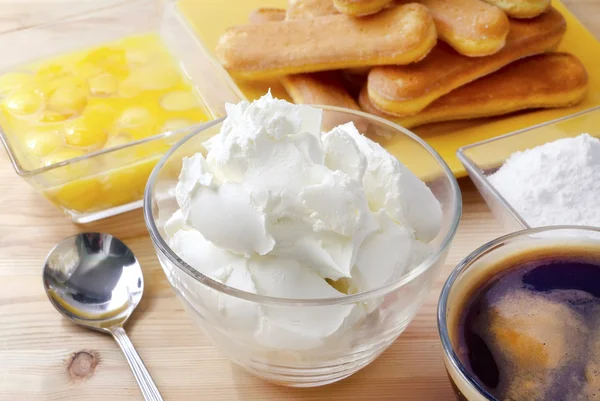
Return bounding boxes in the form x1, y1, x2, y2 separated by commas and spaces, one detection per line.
488, 133, 600, 228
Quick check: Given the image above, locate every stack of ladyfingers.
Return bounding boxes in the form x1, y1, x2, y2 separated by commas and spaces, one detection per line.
216, 0, 588, 129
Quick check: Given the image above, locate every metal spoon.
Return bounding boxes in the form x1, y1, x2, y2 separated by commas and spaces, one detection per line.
43, 232, 163, 401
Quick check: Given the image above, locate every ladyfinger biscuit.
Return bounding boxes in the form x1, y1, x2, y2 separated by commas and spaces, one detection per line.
248, 8, 286, 24
359, 53, 588, 128
284, 0, 371, 98
397, 0, 510, 57
216, 4, 437, 80
248, 7, 361, 111
333, 0, 395, 16
281, 72, 361, 110
286, 0, 338, 19
288, 0, 508, 56
284, 73, 368, 132
481, 0, 551, 19
367, 7, 566, 117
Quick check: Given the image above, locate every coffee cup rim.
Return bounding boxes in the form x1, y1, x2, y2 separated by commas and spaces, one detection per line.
437, 225, 600, 400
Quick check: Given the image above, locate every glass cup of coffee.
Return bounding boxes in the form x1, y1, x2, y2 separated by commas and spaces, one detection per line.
438, 226, 600, 401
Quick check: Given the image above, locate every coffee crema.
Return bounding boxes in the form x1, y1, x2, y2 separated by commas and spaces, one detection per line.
451, 247, 600, 401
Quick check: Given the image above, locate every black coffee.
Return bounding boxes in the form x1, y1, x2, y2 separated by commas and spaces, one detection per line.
453, 251, 600, 401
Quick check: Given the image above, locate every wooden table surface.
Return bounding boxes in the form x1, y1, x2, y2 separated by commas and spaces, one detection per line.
1, 1, 598, 400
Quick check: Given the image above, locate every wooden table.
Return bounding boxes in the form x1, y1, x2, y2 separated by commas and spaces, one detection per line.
1, 1, 598, 400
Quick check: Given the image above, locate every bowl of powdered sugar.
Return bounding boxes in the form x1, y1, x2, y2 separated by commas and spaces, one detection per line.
457, 107, 600, 231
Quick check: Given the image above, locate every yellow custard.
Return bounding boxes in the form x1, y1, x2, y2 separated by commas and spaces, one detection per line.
0, 33, 209, 214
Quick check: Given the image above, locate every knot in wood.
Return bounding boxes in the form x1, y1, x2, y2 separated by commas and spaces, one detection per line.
67, 351, 98, 381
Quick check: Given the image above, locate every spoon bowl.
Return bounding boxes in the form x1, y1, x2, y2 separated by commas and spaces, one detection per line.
43, 232, 163, 401
43, 232, 143, 330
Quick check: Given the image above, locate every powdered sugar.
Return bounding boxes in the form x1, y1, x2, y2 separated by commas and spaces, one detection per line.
488, 134, 600, 228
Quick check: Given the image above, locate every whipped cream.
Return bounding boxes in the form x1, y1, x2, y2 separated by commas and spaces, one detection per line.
165, 92, 442, 349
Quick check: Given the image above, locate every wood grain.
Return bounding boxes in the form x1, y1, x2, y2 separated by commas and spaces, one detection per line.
0, 1, 597, 400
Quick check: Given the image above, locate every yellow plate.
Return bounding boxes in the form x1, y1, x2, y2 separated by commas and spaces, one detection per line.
179, 0, 600, 177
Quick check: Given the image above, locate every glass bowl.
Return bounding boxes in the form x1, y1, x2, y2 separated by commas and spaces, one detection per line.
144, 107, 462, 387
457, 106, 600, 231
0, 0, 242, 223
438, 226, 600, 401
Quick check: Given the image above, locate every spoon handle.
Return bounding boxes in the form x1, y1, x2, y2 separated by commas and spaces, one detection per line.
111, 327, 164, 401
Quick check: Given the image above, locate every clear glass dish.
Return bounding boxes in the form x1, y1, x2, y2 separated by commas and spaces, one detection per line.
457, 106, 600, 232
0, 0, 243, 223
143, 107, 462, 387
438, 225, 600, 401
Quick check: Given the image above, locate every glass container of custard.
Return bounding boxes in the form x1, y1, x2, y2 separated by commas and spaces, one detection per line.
0, 0, 243, 223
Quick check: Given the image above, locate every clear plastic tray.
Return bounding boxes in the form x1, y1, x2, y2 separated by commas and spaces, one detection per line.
457, 106, 600, 231
0, 0, 243, 223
